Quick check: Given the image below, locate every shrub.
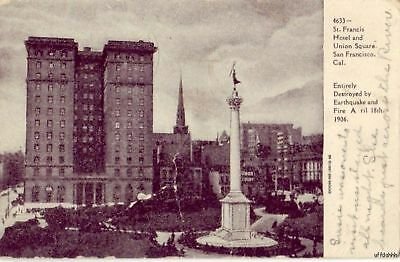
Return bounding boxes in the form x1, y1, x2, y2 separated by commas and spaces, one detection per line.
44, 207, 71, 230
145, 244, 181, 258
0, 219, 54, 257
264, 195, 302, 216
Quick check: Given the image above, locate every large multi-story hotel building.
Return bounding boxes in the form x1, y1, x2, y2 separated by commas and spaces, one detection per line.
24, 36, 157, 206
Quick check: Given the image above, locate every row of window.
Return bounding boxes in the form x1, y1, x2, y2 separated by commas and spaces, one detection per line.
115, 97, 142, 105
114, 102, 144, 114
34, 167, 65, 176
79, 82, 98, 89
34, 107, 66, 116
78, 104, 95, 111
80, 124, 97, 133
33, 156, 66, 165
114, 85, 145, 94
114, 167, 144, 177
114, 120, 145, 129
115, 64, 144, 72
80, 93, 96, 100
34, 72, 68, 80
80, 64, 96, 70
114, 155, 144, 164
114, 132, 145, 141
115, 75, 144, 83
36, 61, 67, 69
73, 135, 102, 145
32, 183, 147, 203
82, 73, 97, 79
33, 49, 68, 58
34, 131, 65, 140
113, 53, 145, 62
34, 119, 66, 128
76, 145, 104, 154
78, 114, 102, 122
112, 184, 142, 203
33, 82, 67, 92
80, 134, 104, 144
303, 172, 322, 182
31, 184, 66, 203
73, 125, 102, 133
34, 95, 66, 104
33, 143, 65, 152
114, 143, 144, 153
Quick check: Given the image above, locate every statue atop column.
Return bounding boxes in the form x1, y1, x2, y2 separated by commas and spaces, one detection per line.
196, 63, 278, 250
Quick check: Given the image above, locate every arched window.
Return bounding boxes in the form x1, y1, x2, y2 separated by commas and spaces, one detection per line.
57, 185, 65, 202
125, 184, 134, 203
32, 185, 40, 202
45, 185, 53, 202
113, 184, 121, 203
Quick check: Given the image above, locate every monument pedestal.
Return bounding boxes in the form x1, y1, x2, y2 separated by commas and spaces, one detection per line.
215, 191, 251, 241
196, 190, 279, 249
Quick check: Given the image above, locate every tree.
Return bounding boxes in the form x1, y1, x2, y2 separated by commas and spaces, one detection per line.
44, 207, 70, 230
2, 151, 24, 189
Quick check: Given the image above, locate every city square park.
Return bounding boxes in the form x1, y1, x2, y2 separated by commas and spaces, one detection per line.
0, 75, 322, 258
0, 192, 323, 258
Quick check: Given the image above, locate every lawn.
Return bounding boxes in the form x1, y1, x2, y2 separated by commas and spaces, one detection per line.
132, 207, 221, 232
277, 206, 323, 242
0, 202, 222, 258
0, 220, 154, 258
43, 200, 221, 232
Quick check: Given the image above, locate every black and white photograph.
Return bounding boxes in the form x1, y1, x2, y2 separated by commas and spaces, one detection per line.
0, 0, 323, 258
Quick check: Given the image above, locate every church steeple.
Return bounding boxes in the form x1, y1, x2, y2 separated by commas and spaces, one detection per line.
173, 73, 189, 134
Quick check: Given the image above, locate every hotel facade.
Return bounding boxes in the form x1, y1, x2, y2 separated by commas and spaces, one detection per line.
24, 37, 157, 206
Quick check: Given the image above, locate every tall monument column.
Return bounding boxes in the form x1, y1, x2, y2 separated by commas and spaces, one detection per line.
214, 86, 252, 241
228, 88, 243, 193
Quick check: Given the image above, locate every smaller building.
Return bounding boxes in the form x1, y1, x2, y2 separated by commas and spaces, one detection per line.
208, 166, 265, 200
158, 165, 203, 200
152, 76, 204, 201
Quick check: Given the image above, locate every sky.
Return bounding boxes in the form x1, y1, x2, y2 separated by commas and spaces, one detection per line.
0, 0, 323, 153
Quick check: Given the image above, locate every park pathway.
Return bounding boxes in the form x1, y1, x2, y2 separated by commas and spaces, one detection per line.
251, 207, 288, 233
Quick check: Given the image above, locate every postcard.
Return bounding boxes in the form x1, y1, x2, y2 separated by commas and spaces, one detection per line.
324, 0, 399, 258
0, 0, 398, 259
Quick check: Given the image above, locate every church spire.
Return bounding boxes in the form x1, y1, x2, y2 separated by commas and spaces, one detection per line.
173, 73, 189, 134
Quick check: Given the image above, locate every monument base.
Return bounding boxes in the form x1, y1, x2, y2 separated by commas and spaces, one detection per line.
196, 191, 278, 250
219, 191, 251, 241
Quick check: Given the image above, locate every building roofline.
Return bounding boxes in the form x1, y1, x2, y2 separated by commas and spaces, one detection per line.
103, 40, 157, 53
25, 36, 78, 49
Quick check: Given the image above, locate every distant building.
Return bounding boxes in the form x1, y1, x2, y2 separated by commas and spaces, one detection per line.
198, 138, 266, 200
292, 140, 323, 192
200, 123, 322, 199
302, 134, 323, 145
208, 166, 265, 200
268, 136, 323, 193
241, 122, 302, 164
